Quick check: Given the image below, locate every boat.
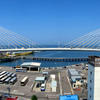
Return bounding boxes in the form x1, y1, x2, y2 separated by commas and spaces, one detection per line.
6, 51, 33, 56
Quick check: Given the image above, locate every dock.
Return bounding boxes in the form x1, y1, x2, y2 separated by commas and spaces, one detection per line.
22, 57, 88, 62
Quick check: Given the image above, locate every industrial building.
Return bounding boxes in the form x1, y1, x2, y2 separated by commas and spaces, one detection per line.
68, 69, 82, 89
88, 56, 100, 100
68, 69, 80, 78
20, 62, 41, 71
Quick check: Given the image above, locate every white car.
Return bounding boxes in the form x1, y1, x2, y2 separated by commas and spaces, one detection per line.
41, 83, 45, 91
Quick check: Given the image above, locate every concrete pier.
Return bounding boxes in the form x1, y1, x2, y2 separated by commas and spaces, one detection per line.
22, 57, 88, 62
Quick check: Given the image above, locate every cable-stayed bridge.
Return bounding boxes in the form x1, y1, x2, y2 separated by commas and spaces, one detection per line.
0, 27, 100, 52
0, 27, 35, 49
1, 47, 100, 52
65, 28, 100, 49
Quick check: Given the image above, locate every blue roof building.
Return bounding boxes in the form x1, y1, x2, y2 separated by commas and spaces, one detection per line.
59, 95, 78, 100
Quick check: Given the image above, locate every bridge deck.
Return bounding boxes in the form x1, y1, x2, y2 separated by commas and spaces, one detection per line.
0, 48, 100, 52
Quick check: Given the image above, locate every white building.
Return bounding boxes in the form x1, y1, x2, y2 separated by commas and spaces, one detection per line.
51, 80, 57, 92
88, 56, 100, 100
21, 62, 41, 71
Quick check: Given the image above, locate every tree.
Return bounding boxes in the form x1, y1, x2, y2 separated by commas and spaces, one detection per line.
31, 95, 38, 100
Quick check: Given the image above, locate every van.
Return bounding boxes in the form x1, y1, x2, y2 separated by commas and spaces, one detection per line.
41, 83, 45, 91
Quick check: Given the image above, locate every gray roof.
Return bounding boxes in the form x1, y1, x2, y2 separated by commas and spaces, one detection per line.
68, 69, 80, 76
35, 77, 45, 81
71, 76, 81, 82
42, 72, 48, 74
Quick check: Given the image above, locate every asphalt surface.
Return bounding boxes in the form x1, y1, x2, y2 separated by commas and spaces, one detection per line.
0, 64, 88, 100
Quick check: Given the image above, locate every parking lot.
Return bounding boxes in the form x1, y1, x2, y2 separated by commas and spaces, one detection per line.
0, 66, 61, 100
0, 65, 86, 100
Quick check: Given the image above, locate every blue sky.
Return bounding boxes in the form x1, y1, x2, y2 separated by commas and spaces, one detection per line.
0, 0, 100, 44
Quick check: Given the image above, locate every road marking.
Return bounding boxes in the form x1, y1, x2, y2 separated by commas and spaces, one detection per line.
58, 72, 62, 95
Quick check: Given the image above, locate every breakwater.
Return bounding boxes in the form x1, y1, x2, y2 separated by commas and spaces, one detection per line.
0, 57, 20, 62
22, 57, 88, 62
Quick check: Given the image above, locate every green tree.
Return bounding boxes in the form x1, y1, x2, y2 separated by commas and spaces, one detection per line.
31, 95, 38, 100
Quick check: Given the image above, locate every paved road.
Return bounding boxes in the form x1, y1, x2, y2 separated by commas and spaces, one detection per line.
60, 70, 72, 95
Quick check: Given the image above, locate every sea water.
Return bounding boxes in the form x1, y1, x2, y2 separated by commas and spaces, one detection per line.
0, 50, 100, 67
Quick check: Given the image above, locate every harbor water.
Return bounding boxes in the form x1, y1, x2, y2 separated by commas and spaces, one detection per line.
0, 50, 100, 67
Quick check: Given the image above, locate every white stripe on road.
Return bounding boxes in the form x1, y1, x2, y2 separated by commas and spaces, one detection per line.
58, 72, 63, 95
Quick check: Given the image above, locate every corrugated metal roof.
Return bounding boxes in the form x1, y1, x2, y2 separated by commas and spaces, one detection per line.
21, 62, 41, 66
68, 69, 79, 76
35, 77, 45, 81
60, 95, 78, 100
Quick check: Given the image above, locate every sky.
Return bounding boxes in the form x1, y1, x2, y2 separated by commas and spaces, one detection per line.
0, 0, 100, 45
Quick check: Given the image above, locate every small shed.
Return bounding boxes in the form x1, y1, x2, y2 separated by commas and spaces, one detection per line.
35, 77, 45, 83
21, 62, 41, 71
68, 69, 80, 78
